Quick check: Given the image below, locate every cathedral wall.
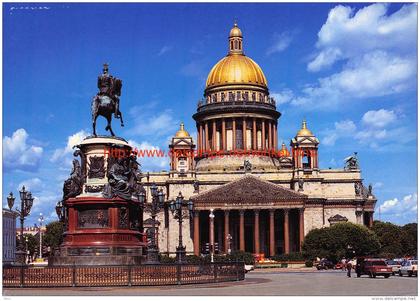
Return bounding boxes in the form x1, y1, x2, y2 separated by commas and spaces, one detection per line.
304, 207, 324, 235
324, 207, 358, 225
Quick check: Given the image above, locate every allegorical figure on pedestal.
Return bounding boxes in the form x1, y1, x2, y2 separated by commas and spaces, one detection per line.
92, 63, 125, 136
63, 159, 83, 200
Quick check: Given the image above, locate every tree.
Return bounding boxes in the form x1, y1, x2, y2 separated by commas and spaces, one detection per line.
371, 221, 405, 258
302, 222, 380, 262
401, 223, 417, 257
43, 221, 65, 253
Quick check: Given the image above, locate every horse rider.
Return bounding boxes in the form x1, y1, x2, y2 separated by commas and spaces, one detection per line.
97, 63, 120, 118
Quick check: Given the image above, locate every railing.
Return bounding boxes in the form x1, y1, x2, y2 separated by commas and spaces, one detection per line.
3, 262, 245, 288
196, 99, 277, 113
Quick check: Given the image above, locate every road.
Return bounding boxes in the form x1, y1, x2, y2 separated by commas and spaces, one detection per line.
3, 270, 418, 296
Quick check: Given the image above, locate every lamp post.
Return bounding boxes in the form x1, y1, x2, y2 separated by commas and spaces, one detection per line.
38, 213, 44, 260
9, 187, 34, 265
169, 192, 193, 263
209, 209, 215, 263
25, 236, 29, 264
138, 183, 165, 264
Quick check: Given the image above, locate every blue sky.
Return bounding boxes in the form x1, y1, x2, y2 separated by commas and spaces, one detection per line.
3, 3, 417, 226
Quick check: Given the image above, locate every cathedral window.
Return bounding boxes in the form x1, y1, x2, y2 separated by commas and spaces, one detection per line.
236, 91, 241, 101
229, 92, 234, 101
221, 92, 225, 101
252, 92, 256, 101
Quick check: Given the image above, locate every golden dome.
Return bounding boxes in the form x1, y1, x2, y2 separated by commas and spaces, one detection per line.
229, 23, 242, 38
205, 23, 268, 90
279, 142, 290, 157
175, 122, 190, 138
297, 120, 314, 136
206, 55, 267, 89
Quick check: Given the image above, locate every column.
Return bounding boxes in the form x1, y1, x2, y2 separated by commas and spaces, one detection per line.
268, 121, 272, 151
254, 210, 260, 254
274, 123, 278, 150
253, 118, 257, 150
261, 120, 265, 150
205, 122, 209, 153
299, 208, 305, 251
222, 119, 226, 151
199, 123, 203, 153
239, 210, 245, 251
369, 212, 373, 228
224, 210, 230, 253
212, 120, 216, 151
283, 209, 290, 254
269, 209, 275, 257
242, 117, 247, 150
232, 118, 236, 151
194, 210, 200, 256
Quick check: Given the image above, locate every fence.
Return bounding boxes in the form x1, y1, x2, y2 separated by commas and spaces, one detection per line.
3, 262, 245, 288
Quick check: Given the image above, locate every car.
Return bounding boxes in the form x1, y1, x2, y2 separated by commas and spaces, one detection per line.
316, 259, 334, 270
244, 264, 254, 273
355, 258, 392, 278
334, 262, 345, 270
386, 260, 401, 275
399, 260, 418, 277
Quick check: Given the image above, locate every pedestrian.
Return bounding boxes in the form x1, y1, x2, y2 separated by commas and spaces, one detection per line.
341, 258, 346, 271
346, 260, 352, 277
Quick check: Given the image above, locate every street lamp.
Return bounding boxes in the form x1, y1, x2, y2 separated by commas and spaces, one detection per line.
209, 209, 215, 263
169, 192, 194, 263
11, 186, 34, 265
25, 236, 29, 264
226, 233, 232, 255
38, 213, 44, 260
138, 183, 165, 264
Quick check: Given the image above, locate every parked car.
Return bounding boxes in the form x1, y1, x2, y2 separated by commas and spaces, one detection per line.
334, 262, 345, 270
386, 260, 401, 275
399, 260, 418, 277
244, 264, 254, 273
316, 259, 334, 270
355, 258, 392, 278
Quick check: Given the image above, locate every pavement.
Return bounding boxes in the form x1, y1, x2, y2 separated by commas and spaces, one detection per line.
3, 269, 418, 296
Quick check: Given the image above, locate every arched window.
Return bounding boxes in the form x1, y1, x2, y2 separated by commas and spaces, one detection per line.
234, 40, 238, 49
302, 151, 311, 169
230, 41, 233, 50
239, 40, 242, 50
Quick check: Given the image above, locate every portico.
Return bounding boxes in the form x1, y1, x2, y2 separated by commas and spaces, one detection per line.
190, 175, 307, 256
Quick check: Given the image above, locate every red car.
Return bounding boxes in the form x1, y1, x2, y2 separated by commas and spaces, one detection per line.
356, 258, 392, 278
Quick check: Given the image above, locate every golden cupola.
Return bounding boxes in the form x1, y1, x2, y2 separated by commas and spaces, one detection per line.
175, 122, 190, 138
205, 23, 268, 94
296, 120, 314, 137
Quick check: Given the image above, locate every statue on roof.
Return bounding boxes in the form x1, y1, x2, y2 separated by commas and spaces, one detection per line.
344, 152, 359, 170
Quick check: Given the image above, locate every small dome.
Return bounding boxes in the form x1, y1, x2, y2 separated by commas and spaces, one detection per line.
229, 23, 242, 38
297, 120, 314, 137
175, 122, 190, 138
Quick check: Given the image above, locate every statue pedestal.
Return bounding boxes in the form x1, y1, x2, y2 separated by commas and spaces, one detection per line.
50, 136, 146, 266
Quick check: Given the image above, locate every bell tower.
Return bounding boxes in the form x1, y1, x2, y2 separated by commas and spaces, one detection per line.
169, 122, 195, 176
291, 120, 319, 170
228, 22, 243, 55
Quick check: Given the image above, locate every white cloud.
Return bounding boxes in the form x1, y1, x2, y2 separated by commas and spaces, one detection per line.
271, 89, 294, 105
373, 182, 383, 189
362, 109, 396, 128
266, 31, 295, 55
287, 4, 417, 110
309, 3, 417, 71
129, 108, 179, 138
3, 129, 43, 172
379, 193, 417, 216
157, 45, 172, 56
127, 139, 169, 172
50, 130, 89, 164
322, 120, 356, 146
18, 178, 44, 193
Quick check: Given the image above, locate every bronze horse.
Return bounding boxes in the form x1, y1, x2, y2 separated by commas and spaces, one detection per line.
91, 78, 124, 136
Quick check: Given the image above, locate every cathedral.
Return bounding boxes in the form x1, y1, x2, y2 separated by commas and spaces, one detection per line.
143, 23, 376, 257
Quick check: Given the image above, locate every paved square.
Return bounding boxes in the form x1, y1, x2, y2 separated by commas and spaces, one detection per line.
4, 270, 418, 296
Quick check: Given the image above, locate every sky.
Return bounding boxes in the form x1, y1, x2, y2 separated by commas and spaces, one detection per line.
3, 3, 418, 226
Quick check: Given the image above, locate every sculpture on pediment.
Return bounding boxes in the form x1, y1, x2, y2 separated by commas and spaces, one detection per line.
344, 152, 359, 170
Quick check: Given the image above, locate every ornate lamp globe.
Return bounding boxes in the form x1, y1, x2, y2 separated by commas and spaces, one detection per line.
7, 192, 15, 210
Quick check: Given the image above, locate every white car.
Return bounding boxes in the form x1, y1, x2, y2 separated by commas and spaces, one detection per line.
244, 264, 254, 273
399, 260, 418, 277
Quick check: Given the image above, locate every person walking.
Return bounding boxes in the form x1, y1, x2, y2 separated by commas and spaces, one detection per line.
346, 260, 352, 277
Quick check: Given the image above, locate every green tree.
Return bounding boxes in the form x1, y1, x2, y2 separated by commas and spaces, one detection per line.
17, 234, 39, 259
371, 221, 405, 258
43, 221, 65, 252
302, 222, 380, 262
401, 223, 417, 257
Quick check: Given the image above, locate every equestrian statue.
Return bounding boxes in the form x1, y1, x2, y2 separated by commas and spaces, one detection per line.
92, 63, 124, 136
